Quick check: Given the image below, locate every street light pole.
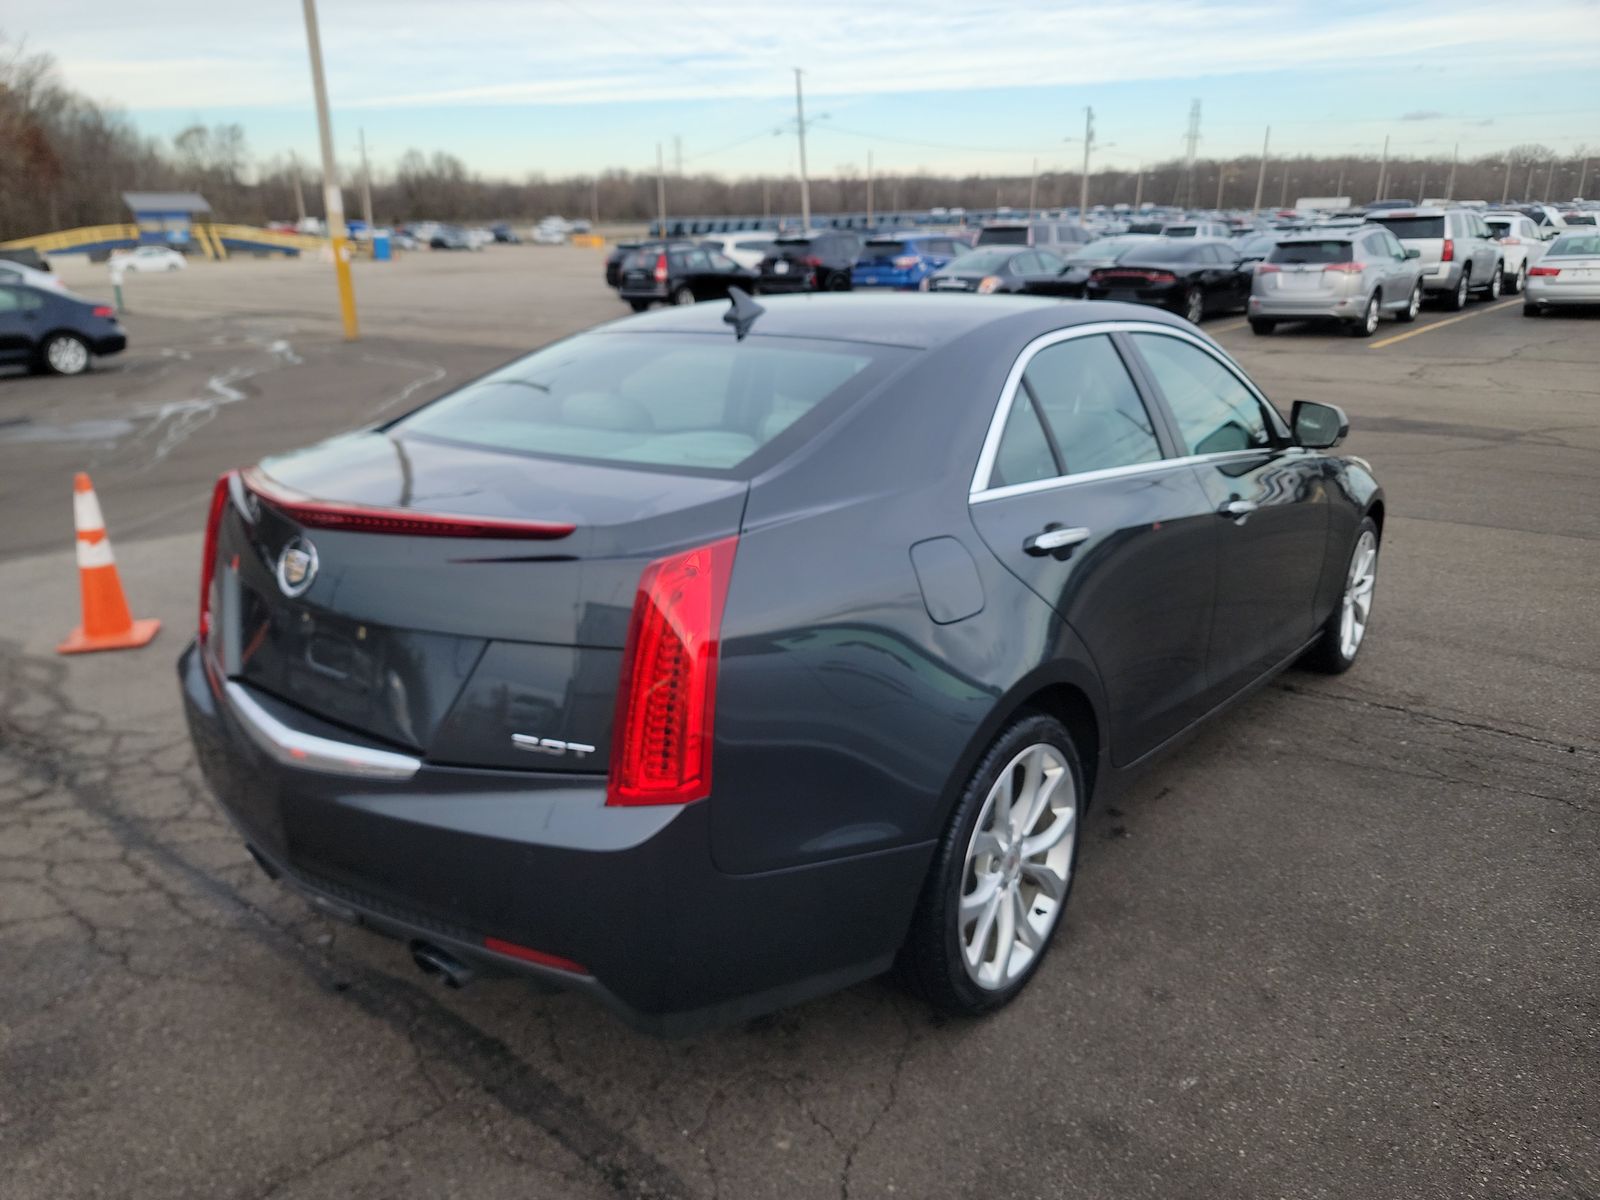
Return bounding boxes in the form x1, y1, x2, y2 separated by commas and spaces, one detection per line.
1252, 126, 1270, 213
358, 128, 375, 235
1078, 107, 1094, 219
1445, 142, 1458, 201
300, 0, 358, 340
867, 150, 874, 224
655, 143, 667, 237
794, 68, 811, 231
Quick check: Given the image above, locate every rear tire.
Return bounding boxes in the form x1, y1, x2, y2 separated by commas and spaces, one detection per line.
671, 286, 696, 306
1302, 516, 1379, 675
627, 300, 651, 312
898, 714, 1083, 1017
1350, 294, 1379, 337
1249, 318, 1275, 336
1396, 282, 1422, 323
1442, 268, 1470, 311
41, 333, 90, 376
1523, 304, 1540, 318
1183, 286, 1204, 324
826, 271, 850, 291
1506, 263, 1526, 295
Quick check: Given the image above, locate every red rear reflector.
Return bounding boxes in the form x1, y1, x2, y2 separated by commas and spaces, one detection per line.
199, 471, 235, 641
607, 536, 738, 806
1528, 266, 1560, 276
1322, 262, 1366, 274
1441, 238, 1454, 262
483, 936, 587, 975
653, 253, 668, 283
241, 468, 575, 539
92, 305, 116, 318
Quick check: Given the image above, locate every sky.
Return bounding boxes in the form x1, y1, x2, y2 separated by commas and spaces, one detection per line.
13, 0, 1600, 179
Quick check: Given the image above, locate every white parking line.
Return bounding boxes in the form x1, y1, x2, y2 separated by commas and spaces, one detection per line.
1367, 298, 1519, 349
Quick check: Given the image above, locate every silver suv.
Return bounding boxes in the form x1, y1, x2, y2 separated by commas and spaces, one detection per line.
1248, 225, 1424, 337
1367, 207, 1504, 310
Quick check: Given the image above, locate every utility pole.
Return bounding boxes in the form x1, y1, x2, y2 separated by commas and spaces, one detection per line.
1578, 156, 1590, 199
1279, 167, 1289, 208
590, 176, 600, 225
1445, 142, 1458, 201
1252, 126, 1270, 212
793, 68, 811, 232
1179, 98, 1201, 207
673, 135, 682, 176
866, 150, 874, 224
300, 0, 357, 340
1133, 162, 1144, 209
1418, 167, 1427, 203
1028, 157, 1038, 214
1543, 158, 1556, 201
1525, 159, 1537, 200
290, 152, 307, 225
357, 127, 374, 235
1335, 163, 1345, 198
1079, 106, 1094, 219
762, 177, 771, 218
655, 143, 667, 237
1215, 165, 1226, 210
1375, 134, 1390, 200
1502, 152, 1513, 205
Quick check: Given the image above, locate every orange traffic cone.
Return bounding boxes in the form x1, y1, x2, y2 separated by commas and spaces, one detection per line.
56, 472, 161, 655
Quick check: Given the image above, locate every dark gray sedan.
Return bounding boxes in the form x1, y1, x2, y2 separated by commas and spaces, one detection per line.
180, 293, 1384, 1033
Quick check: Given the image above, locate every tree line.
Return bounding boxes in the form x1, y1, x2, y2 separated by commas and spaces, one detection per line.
2, 36, 1590, 240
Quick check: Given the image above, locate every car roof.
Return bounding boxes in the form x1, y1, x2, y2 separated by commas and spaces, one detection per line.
594, 292, 1190, 350
1279, 226, 1374, 241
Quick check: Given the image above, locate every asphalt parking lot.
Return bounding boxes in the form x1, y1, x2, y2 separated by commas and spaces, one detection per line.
2, 246, 1596, 1199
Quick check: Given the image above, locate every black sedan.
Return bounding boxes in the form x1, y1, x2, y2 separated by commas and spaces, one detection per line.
180, 294, 1383, 1034
1053, 235, 1164, 297
922, 246, 1078, 295
0, 282, 126, 376
1083, 239, 1257, 323
616, 244, 756, 310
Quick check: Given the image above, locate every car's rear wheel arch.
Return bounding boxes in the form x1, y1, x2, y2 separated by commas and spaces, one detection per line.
1366, 498, 1386, 541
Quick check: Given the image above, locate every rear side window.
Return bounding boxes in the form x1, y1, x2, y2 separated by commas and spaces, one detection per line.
1022, 335, 1161, 477
1270, 240, 1352, 264
1131, 333, 1276, 456
395, 333, 905, 474
1374, 216, 1445, 239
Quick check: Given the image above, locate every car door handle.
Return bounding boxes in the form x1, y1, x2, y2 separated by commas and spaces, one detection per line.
1218, 499, 1258, 520
1024, 526, 1091, 555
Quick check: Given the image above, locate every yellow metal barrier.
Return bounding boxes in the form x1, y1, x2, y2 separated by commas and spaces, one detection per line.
0, 224, 139, 252
571, 233, 606, 249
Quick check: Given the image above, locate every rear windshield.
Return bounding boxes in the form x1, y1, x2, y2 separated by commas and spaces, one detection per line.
859, 241, 910, 260
1162, 225, 1198, 237
393, 333, 908, 474
946, 248, 1017, 273
1562, 214, 1596, 225
1548, 234, 1600, 256
1374, 216, 1445, 239
1269, 240, 1353, 264
1064, 236, 1152, 262
1125, 221, 1164, 234
1484, 219, 1514, 236
976, 226, 1029, 245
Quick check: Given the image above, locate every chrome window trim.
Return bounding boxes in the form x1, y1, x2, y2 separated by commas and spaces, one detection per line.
224, 681, 422, 780
968, 320, 1287, 500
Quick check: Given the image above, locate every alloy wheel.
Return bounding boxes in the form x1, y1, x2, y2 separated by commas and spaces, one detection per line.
1184, 288, 1204, 324
1455, 274, 1469, 308
1487, 265, 1502, 300
1514, 264, 1527, 294
45, 336, 89, 376
1407, 286, 1421, 319
958, 743, 1076, 991
1339, 529, 1378, 660
1363, 295, 1380, 335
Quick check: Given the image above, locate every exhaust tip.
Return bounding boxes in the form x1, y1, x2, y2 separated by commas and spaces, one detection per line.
409, 940, 475, 989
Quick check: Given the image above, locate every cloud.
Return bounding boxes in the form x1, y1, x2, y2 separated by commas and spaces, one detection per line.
1400, 110, 1447, 121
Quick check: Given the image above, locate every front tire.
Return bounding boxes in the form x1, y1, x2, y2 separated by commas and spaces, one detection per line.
1442, 268, 1470, 311
1478, 262, 1502, 301
1397, 282, 1422, 323
671, 286, 696, 306
1303, 517, 1379, 674
1183, 286, 1204, 324
41, 333, 91, 376
1523, 304, 1540, 318
1506, 263, 1526, 295
1249, 318, 1275, 336
899, 714, 1083, 1016
627, 300, 651, 312
826, 271, 850, 291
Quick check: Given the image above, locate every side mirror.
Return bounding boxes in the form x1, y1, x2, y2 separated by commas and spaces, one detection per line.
1405, 247, 1421, 259
1292, 400, 1348, 449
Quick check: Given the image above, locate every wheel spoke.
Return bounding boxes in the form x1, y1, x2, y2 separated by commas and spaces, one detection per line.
965, 887, 1002, 968
991, 884, 1018, 979
1022, 860, 1067, 903
961, 870, 1001, 919
1014, 889, 1043, 950
970, 829, 1006, 862
1022, 805, 1074, 858
991, 772, 1014, 836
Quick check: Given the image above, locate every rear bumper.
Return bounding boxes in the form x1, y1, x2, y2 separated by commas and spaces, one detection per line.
1248, 292, 1365, 319
1420, 261, 1465, 292
1083, 284, 1182, 310
178, 643, 925, 1035
755, 277, 816, 293
91, 333, 127, 355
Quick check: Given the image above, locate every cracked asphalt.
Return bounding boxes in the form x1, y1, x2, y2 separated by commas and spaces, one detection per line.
1, 248, 1596, 1199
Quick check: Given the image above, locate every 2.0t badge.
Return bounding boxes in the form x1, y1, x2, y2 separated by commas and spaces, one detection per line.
275, 536, 319, 598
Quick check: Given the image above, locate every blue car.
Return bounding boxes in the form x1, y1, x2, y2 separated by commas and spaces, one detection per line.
0, 282, 126, 376
851, 232, 970, 290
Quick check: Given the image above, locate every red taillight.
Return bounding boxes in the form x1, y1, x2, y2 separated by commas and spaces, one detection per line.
199, 471, 235, 641
653, 253, 668, 283
1441, 239, 1454, 262
92, 305, 116, 318
1146, 271, 1177, 284
1255, 263, 1281, 274
1322, 262, 1366, 274
1528, 265, 1561, 277
607, 536, 738, 806
803, 255, 823, 268
483, 936, 587, 975
241, 467, 575, 539
892, 255, 919, 269
1500, 237, 1522, 245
